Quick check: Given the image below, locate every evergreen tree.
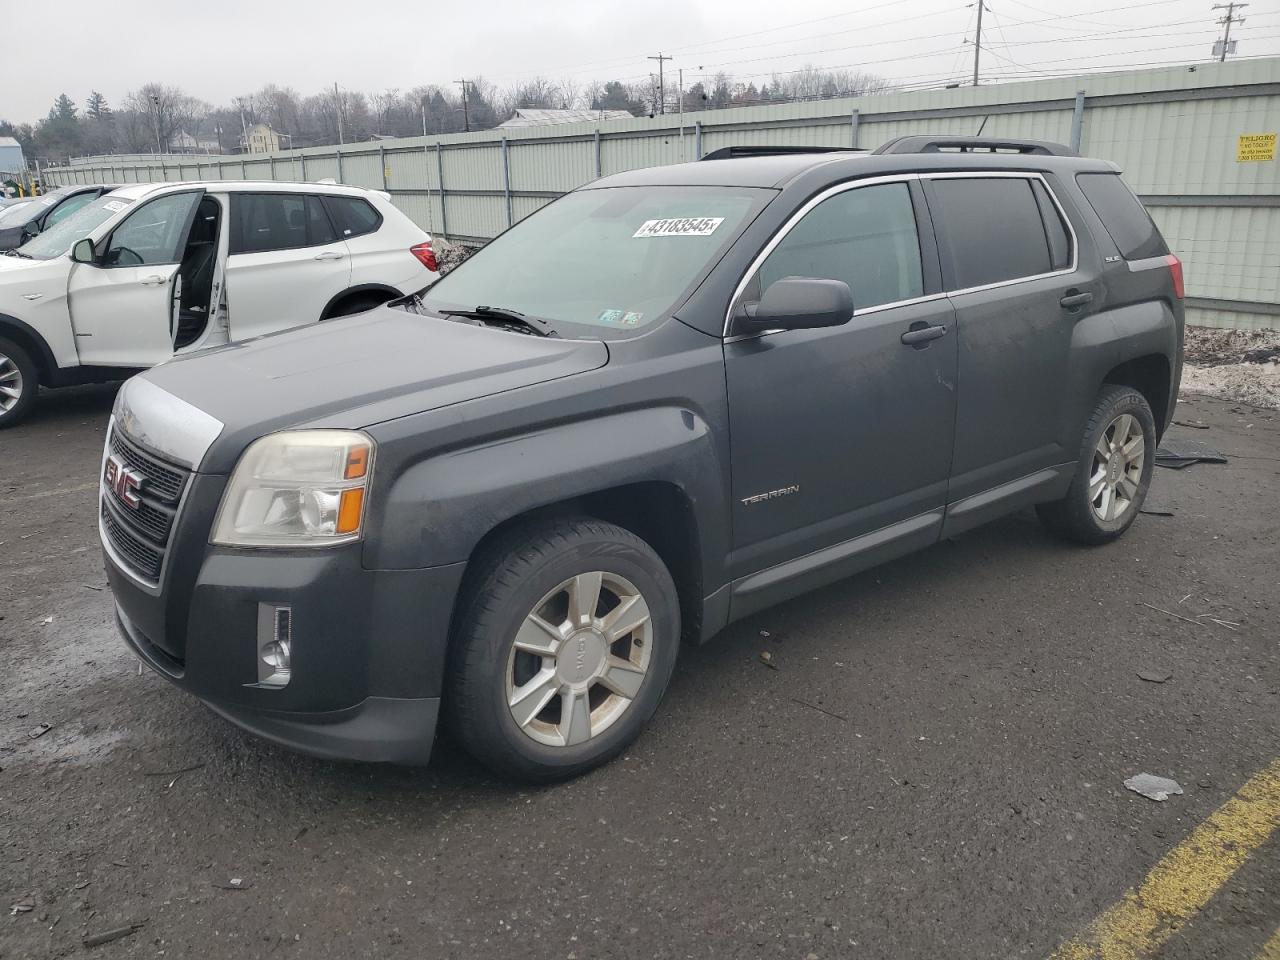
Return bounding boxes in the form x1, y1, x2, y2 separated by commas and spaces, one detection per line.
50, 93, 78, 122
86, 91, 112, 121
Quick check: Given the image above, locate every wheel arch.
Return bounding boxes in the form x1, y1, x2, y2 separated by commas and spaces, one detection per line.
0, 313, 57, 385
1103, 353, 1171, 438
319, 284, 403, 320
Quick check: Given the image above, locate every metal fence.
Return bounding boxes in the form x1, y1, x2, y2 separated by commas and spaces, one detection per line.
44, 58, 1280, 330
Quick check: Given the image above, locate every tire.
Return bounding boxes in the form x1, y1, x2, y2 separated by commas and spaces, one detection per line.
447, 517, 681, 782
1036, 385, 1156, 545
0, 336, 38, 429
322, 292, 390, 320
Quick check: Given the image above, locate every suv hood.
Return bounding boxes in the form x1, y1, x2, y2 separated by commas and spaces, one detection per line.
133, 304, 609, 473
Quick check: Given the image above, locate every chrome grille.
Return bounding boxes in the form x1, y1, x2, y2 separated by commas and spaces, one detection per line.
101, 428, 191, 584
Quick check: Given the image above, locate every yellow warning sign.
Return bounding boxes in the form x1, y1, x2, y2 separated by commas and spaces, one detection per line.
1237, 133, 1277, 162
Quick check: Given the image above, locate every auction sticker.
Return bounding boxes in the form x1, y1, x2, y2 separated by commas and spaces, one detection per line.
103, 200, 127, 213
633, 217, 724, 238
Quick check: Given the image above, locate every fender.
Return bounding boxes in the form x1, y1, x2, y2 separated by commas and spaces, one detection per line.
320, 284, 403, 319
0, 312, 57, 383
364, 405, 730, 593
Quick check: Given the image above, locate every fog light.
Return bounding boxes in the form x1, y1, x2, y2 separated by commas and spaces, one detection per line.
254, 603, 292, 688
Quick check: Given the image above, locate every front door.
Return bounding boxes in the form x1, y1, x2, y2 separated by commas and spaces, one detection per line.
724, 178, 957, 581
224, 192, 352, 341
68, 191, 203, 367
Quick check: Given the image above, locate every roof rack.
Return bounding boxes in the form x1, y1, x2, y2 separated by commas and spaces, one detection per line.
871, 136, 1077, 157
699, 145, 863, 161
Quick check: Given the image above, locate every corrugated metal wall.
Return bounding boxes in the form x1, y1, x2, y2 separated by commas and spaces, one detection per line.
45, 58, 1280, 329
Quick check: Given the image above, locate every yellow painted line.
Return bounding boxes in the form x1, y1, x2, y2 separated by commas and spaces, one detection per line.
1256, 926, 1280, 960
1050, 758, 1280, 960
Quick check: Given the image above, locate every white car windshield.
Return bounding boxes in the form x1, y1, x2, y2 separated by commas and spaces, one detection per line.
17, 195, 134, 260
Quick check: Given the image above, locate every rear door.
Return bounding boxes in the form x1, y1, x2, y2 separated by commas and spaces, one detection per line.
723, 177, 957, 584
224, 192, 351, 341
68, 190, 203, 366
923, 172, 1092, 503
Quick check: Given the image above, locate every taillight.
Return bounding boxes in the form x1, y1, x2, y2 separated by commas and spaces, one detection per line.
1165, 253, 1184, 299
410, 241, 438, 272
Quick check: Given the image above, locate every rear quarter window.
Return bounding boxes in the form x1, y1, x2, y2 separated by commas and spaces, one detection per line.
1075, 173, 1168, 260
322, 196, 382, 239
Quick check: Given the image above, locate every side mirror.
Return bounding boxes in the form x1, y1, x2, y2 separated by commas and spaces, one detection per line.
731, 276, 854, 336
21, 223, 40, 240
70, 238, 97, 264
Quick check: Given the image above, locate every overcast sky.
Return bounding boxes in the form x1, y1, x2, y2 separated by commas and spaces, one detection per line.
3, 0, 1277, 122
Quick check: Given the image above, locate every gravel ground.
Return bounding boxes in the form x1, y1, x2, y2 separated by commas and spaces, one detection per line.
1, 385, 1278, 959
1181, 326, 1280, 410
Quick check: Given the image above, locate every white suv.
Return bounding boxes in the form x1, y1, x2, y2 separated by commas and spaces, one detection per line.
0, 181, 439, 427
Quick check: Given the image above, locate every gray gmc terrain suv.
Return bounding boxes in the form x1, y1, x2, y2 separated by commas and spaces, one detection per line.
101, 137, 1184, 781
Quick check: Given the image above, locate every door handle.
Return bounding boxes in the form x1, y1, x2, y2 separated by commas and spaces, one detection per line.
901, 323, 948, 348
140, 275, 166, 286
1060, 290, 1093, 309
314, 251, 345, 261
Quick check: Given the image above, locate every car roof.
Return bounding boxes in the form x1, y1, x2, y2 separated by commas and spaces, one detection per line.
105, 180, 381, 202
589, 150, 1115, 191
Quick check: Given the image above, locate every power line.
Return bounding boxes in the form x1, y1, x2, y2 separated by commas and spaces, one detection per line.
647, 53, 672, 114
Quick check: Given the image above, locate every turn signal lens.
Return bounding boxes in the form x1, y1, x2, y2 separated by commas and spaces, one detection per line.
337, 488, 365, 535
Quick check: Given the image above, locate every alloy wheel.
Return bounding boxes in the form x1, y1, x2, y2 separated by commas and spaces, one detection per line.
1089, 412, 1145, 521
505, 571, 653, 748
0, 351, 23, 413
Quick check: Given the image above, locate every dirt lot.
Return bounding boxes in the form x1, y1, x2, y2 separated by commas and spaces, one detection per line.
1, 385, 1278, 960
1182, 326, 1280, 410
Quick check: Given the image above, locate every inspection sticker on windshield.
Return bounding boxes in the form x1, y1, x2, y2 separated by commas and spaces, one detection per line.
103, 200, 127, 213
633, 217, 724, 238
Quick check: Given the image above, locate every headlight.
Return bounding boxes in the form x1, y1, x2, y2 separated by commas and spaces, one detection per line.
211, 430, 374, 547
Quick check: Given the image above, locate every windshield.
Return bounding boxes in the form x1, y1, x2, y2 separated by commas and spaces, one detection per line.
421, 185, 770, 338
17, 195, 133, 260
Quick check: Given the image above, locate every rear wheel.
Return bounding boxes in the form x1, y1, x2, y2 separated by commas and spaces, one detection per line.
0, 337, 38, 429
447, 518, 680, 782
1037, 385, 1155, 544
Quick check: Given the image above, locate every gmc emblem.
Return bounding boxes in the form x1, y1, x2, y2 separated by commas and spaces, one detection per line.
104, 455, 144, 509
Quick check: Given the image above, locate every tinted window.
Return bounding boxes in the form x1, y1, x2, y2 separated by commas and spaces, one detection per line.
322, 196, 381, 239
1031, 180, 1072, 271
103, 192, 200, 267
930, 177, 1053, 289
1076, 172, 1168, 260
755, 182, 923, 311
231, 193, 337, 254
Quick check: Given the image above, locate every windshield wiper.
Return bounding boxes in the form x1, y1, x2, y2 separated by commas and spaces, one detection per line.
3, 248, 33, 259
438, 305, 557, 338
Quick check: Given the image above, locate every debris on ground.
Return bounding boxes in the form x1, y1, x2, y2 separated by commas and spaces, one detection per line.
758, 650, 778, 670
1140, 507, 1175, 517
789, 697, 849, 722
1137, 669, 1173, 683
10, 898, 34, 915
1124, 773, 1184, 801
1172, 419, 1210, 430
83, 920, 146, 948
1180, 326, 1280, 409
213, 877, 252, 890
432, 239, 475, 274
27, 723, 51, 740
1155, 438, 1228, 470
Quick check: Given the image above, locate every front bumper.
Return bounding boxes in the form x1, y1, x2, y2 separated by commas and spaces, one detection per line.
105, 480, 468, 764
116, 606, 441, 764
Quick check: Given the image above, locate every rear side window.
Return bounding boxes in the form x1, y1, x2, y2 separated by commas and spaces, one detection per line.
1076, 173, 1168, 260
754, 182, 924, 311
231, 193, 336, 254
929, 177, 1053, 289
322, 196, 381, 240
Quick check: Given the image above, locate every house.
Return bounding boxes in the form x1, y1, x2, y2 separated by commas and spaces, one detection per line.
169, 130, 223, 154
240, 123, 288, 154
0, 137, 26, 177
498, 108, 633, 128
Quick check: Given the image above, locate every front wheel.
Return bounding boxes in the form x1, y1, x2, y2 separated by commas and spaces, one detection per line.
0, 337, 38, 429
447, 518, 680, 782
1037, 385, 1156, 544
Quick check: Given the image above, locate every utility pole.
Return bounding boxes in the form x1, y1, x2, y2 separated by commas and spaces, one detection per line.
972, 0, 985, 86
150, 93, 163, 154
455, 79, 471, 132
236, 97, 250, 153
648, 52, 673, 114
333, 83, 344, 145
1213, 2, 1247, 61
